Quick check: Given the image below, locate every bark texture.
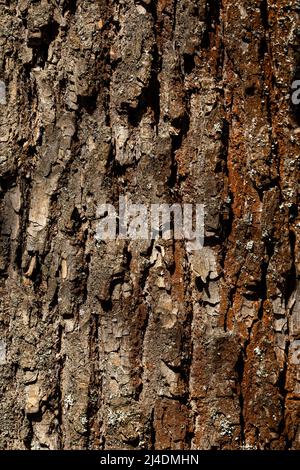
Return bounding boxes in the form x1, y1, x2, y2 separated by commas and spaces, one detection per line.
0, 0, 300, 450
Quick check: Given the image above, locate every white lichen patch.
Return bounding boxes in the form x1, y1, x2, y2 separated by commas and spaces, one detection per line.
0, 81, 6, 105
0, 339, 6, 365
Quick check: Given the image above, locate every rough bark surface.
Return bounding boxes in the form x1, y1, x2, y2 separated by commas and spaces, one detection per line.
0, 0, 299, 450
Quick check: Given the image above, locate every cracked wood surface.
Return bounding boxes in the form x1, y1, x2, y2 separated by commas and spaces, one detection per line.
0, 0, 299, 450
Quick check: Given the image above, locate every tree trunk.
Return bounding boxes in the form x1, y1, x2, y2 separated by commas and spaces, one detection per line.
0, 0, 299, 450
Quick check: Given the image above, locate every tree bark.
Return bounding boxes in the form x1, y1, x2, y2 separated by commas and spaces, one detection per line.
0, 0, 299, 450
